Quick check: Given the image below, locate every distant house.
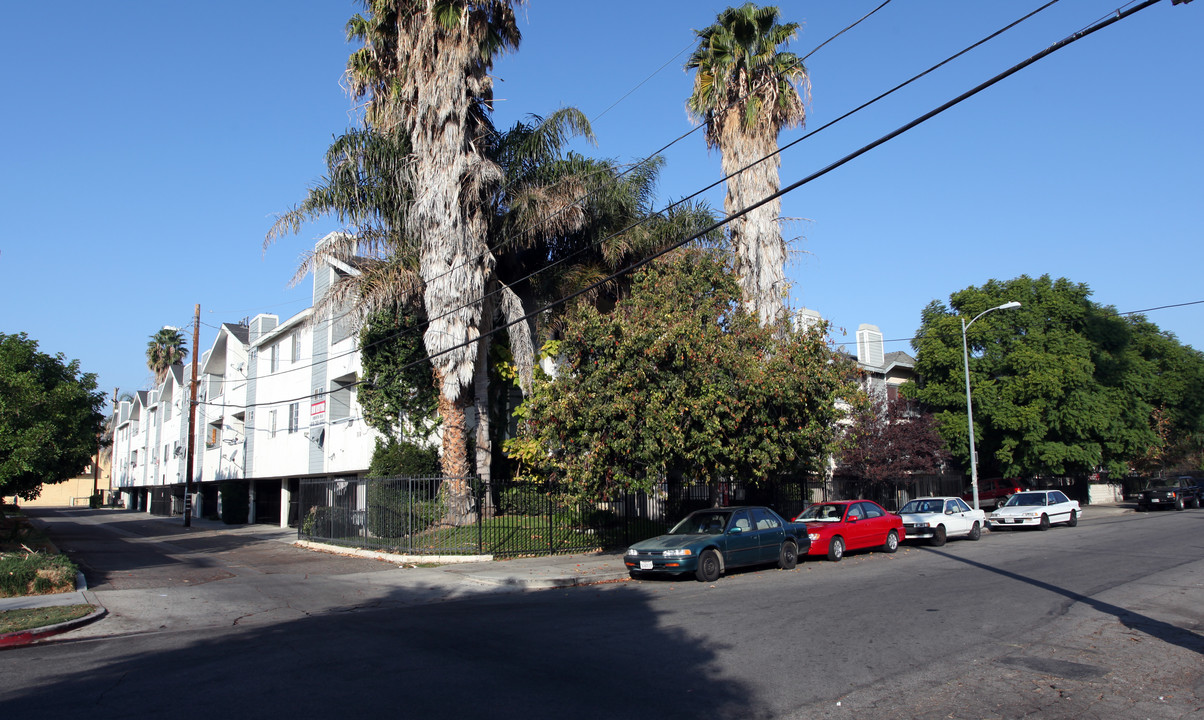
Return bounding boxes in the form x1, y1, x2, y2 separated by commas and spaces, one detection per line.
854, 323, 916, 400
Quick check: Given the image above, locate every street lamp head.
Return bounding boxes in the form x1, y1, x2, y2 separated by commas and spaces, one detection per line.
995, 301, 1022, 311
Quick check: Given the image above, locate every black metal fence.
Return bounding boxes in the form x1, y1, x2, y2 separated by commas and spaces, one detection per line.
297, 475, 821, 558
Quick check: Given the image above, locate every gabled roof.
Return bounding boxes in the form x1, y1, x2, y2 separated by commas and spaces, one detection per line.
223, 322, 249, 345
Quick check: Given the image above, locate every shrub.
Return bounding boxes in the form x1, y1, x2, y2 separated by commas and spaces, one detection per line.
365, 482, 442, 537
498, 485, 547, 516
367, 438, 440, 478
0, 552, 77, 597
219, 482, 249, 525
301, 506, 332, 538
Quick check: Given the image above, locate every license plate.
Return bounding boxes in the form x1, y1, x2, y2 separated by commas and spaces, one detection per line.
640, 561, 653, 570
1151, 499, 1161, 503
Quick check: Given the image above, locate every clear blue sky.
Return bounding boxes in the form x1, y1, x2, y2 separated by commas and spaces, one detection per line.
2, 1, 1199, 399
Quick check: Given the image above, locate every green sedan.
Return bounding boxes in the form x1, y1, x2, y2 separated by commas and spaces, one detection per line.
624, 506, 811, 582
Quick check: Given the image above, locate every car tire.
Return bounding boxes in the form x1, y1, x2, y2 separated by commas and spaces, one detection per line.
1067, 510, 1078, 527
778, 541, 798, 570
883, 530, 899, 553
1174, 497, 1185, 511
930, 525, 946, 547
827, 536, 845, 562
1038, 514, 1050, 531
968, 521, 982, 540
695, 549, 721, 582
1192, 497, 1202, 509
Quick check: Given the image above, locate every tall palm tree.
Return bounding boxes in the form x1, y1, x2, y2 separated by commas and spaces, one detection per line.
146, 327, 187, 385
345, 3, 520, 517
686, 3, 807, 326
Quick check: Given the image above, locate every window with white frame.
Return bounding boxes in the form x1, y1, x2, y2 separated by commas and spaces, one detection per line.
270, 343, 280, 373
269, 409, 278, 438
291, 332, 302, 363
288, 403, 300, 434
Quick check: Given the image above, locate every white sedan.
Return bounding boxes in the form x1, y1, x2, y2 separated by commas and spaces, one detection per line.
898, 497, 985, 546
989, 490, 1081, 530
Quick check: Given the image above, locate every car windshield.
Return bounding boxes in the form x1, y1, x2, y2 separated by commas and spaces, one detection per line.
797, 504, 845, 522
1003, 492, 1047, 507
669, 511, 730, 535
900, 500, 943, 514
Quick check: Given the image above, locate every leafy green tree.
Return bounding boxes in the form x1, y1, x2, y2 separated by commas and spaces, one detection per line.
146, 326, 187, 385
1122, 319, 1204, 474
687, 3, 807, 325
0, 333, 105, 500
358, 303, 439, 442
509, 251, 859, 504
906, 275, 1177, 482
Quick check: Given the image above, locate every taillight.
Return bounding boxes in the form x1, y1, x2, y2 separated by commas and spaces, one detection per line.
1011, 487, 1022, 494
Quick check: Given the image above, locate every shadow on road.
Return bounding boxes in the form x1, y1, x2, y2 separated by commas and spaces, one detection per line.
924, 546, 1204, 656
0, 582, 755, 720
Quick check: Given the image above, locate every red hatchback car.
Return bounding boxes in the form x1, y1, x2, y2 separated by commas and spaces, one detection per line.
793, 500, 904, 562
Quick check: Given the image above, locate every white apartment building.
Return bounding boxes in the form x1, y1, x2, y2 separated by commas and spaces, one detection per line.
112, 240, 383, 526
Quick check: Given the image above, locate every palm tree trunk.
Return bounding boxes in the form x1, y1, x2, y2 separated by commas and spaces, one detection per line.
719, 120, 788, 326
436, 370, 476, 525
474, 293, 496, 518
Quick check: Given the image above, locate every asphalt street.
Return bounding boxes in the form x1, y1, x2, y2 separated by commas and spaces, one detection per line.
1, 507, 1201, 719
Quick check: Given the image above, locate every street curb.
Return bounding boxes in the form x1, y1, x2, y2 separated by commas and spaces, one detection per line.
0, 603, 106, 649
0, 574, 107, 650
295, 539, 495, 565
462, 571, 631, 590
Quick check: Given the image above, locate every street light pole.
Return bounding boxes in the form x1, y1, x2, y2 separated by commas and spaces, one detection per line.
962, 301, 1021, 510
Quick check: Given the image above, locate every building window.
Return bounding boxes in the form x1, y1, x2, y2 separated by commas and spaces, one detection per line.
288, 403, 300, 434
269, 409, 278, 438
329, 376, 355, 422
291, 332, 302, 363
206, 424, 221, 449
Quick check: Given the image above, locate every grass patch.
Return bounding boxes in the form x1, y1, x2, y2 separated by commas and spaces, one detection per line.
0, 508, 79, 597
0, 604, 94, 634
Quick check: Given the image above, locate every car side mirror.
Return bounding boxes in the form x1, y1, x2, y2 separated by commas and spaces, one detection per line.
847, 516, 858, 523
946, 510, 954, 515
728, 526, 743, 534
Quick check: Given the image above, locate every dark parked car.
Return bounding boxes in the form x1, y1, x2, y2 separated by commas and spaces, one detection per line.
624, 506, 810, 582
1136, 476, 1203, 511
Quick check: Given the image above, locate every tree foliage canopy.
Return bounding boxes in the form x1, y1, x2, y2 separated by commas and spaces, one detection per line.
509, 251, 859, 501
1, 333, 105, 500
907, 275, 1204, 479
358, 303, 439, 442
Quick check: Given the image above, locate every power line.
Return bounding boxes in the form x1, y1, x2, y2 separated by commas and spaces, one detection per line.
193, 0, 1173, 407
377, 0, 1169, 386
306, 0, 1063, 376
209, 4, 900, 387
292, 1, 895, 340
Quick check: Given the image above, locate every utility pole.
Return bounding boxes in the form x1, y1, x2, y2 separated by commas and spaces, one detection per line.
184, 304, 200, 527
